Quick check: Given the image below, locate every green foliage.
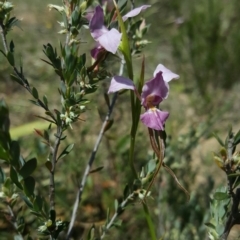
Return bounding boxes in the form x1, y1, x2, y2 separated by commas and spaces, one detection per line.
171, 0, 240, 96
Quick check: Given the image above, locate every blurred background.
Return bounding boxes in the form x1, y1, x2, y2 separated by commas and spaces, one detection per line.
1, 0, 240, 239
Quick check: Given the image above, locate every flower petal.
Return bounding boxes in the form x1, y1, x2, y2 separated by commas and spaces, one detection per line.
108, 76, 135, 93
91, 44, 104, 59
90, 6, 109, 39
122, 5, 151, 22
97, 28, 122, 54
141, 71, 169, 108
140, 108, 169, 130
154, 64, 179, 82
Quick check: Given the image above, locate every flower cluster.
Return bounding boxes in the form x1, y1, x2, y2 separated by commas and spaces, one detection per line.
89, 5, 151, 58
108, 64, 179, 130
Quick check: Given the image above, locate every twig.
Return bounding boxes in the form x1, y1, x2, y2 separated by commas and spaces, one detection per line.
66, 92, 118, 239
220, 188, 240, 239
6, 205, 24, 240
100, 192, 136, 239
49, 126, 63, 210
66, 55, 125, 239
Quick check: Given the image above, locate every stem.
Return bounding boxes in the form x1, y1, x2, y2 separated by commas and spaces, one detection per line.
142, 202, 157, 240
66, 92, 118, 239
0, 22, 8, 53
100, 192, 136, 239
49, 126, 63, 210
144, 129, 165, 199
6, 205, 24, 240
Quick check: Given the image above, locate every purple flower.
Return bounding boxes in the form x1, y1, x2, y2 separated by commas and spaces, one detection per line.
108, 65, 179, 130
89, 5, 151, 56
89, 6, 122, 54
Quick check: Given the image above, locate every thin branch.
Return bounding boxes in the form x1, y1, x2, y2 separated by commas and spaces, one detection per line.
66, 92, 118, 239
220, 188, 240, 239
6, 205, 24, 240
66, 55, 125, 239
0, 22, 9, 53
100, 192, 136, 239
49, 126, 63, 210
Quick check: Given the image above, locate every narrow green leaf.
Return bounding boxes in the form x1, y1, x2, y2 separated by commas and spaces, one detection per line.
32, 87, 39, 99
7, 51, 15, 66
113, 0, 133, 79
114, 199, 118, 211
213, 192, 229, 200
33, 195, 43, 212
10, 166, 23, 190
45, 161, 52, 172
10, 40, 15, 52
0, 167, 5, 184
112, 220, 122, 227
212, 132, 225, 147
104, 119, 114, 133
49, 209, 56, 222
10, 141, 20, 168
19, 158, 37, 178
23, 176, 35, 197
123, 184, 129, 200
19, 193, 33, 209
57, 143, 74, 160
30, 210, 43, 218
0, 145, 10, 161
234, 129, 240, 145
43, 95, 48, 108
89, 166, 104, 174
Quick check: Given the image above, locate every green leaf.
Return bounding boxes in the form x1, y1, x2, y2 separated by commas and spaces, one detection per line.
30, 210, 43, 218
212, 132, 225, 147
234, 129, 240, 145
33, 195, 43, 212
7, 51, 15, 66
213, 192, 229, 200
113, 1, 133, 79
89, 166, 104, 174
57, 143, 74, 160
10, 141, 20, 168
32, 87, 39, 99
104, 119, 114, 133
45, 161, 52, 172
0, 144, 10, 161
23, 176, 35, 197
49, 209, 56, 222
10, 40, 14, 52
43, 95, 48, 108
0, 99, 10, 132
19, 158, 37, 178
114, 199, 119, 211
19, 193, 33, 209
10, 166, 23, 190
112, 220, 122, 227
87, 225, 95, 240
123, 184, 129, 200
0, 167, 5, 184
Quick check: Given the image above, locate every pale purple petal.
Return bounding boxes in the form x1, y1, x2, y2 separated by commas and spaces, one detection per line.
140, 108, 169, 130
154, 64, 179, 82
141, 71, 169, 108
108, 76, 135, 93
98, 28, 122, 54
122, 5, 151, 22
90, 6, 108, 39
